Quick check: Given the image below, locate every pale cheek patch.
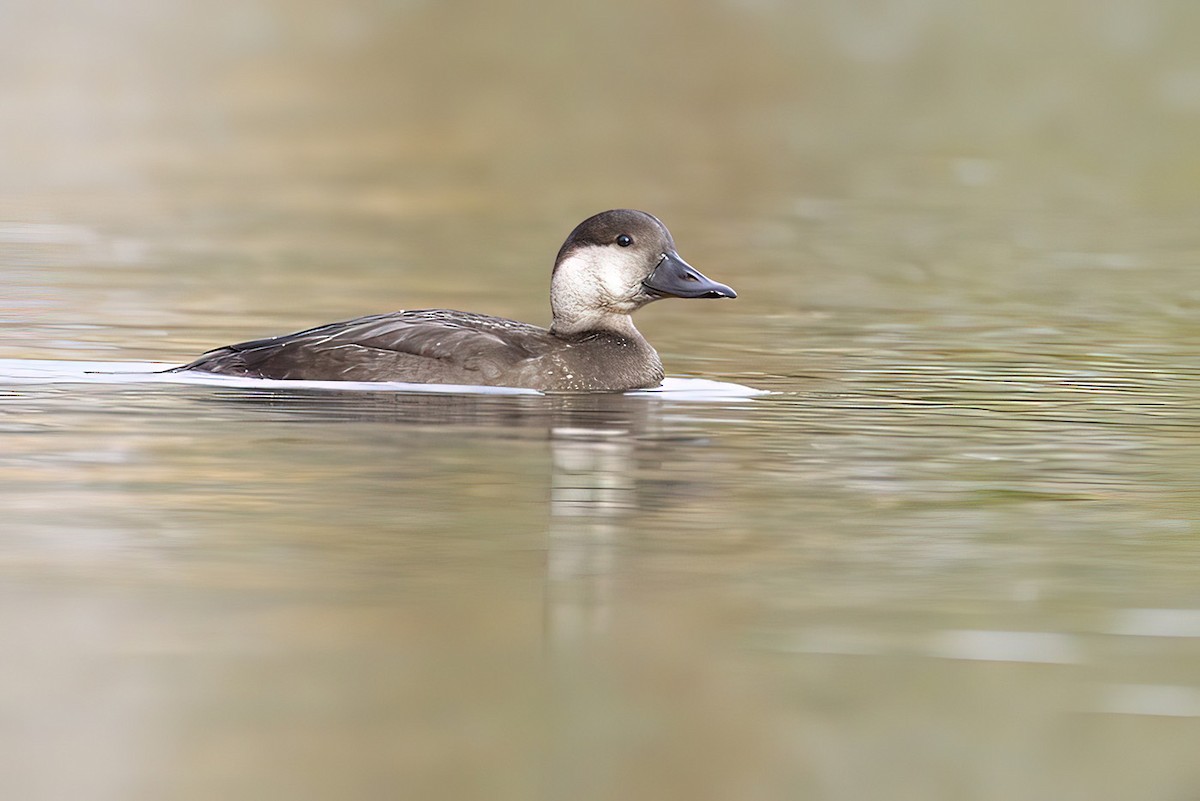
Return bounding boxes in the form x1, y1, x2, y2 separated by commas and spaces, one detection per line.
552, 253, 601, 316
550, 246, 649, 333
599, 249, 649, 312
557, 249, 637, 302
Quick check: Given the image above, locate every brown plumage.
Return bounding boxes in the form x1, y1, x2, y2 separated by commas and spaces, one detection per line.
173, 210, 736, 392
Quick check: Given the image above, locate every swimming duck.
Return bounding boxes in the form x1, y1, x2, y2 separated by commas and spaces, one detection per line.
174, 209, 736, 391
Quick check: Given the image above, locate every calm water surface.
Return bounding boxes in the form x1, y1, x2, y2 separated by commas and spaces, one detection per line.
4, 2, 1200, 800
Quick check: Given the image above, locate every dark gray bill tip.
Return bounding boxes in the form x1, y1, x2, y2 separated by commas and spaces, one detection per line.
642, 252, 737, 300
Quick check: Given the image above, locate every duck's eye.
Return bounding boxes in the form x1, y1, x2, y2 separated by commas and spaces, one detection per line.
616, 234, 633, 247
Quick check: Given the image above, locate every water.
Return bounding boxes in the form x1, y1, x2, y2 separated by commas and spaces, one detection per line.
4, 1, 1200, 799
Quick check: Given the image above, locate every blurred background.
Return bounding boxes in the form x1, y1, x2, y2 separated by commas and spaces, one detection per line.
3, 1, 1200, 800
4, 0, 1199, 361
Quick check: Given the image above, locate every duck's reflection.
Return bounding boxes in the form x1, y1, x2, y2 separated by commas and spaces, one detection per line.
190, 385, 710, 640
546, 424, 636, 642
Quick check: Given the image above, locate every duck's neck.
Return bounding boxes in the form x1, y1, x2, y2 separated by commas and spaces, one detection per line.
550, 312, 642, 341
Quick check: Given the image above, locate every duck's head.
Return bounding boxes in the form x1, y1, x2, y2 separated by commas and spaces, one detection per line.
549, 209, 736, 336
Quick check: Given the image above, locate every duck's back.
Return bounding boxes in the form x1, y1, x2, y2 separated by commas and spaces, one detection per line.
175, 309, 663, 391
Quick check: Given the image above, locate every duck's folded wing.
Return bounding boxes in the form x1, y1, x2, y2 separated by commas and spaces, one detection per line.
178, 310, 548, 383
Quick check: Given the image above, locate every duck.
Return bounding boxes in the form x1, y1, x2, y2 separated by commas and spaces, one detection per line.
172, 209, 736, 392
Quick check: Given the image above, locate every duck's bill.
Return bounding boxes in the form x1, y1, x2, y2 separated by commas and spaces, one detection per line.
642, 252, 737, 299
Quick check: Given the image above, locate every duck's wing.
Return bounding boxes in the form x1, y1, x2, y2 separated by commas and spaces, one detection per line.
176, 310, 553, 384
